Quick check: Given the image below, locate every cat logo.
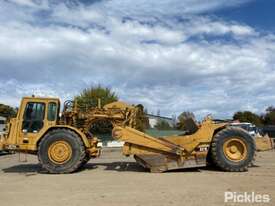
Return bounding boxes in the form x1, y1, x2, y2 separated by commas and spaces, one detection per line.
199, 146, 209, 152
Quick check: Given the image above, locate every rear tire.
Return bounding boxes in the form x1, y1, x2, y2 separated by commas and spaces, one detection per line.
38, 129, 86, 174
210, 127, 255, 172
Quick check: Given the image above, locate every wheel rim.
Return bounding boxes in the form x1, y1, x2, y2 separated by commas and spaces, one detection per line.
223, 138, 248, 162
48, 140, 72, 164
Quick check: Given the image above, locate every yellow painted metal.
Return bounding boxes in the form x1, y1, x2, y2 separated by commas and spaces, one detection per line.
166, 118, 226, 153
103, 101, 135, 110
48, 140, 72, 164
113, 126, 185, 155
0, 137, 4, 150
1, 96, 142, 159
113, 117, 228, 172
255, 135, 274, 151
223, 138, 248, 162
1, 96, 95, 153
41, 125, 91, 148
113, 118, 226, 157
1, 96, 239, 173
61, 99, 143, 136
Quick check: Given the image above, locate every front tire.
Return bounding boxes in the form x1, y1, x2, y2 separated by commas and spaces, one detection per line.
38, 129, 86, 174
210, 127, 255, 172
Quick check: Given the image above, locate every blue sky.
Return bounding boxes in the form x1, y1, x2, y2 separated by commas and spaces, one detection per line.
213, 1, 275, 32
0, 0, 275, 119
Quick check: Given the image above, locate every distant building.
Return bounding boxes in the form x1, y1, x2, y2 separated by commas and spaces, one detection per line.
146, 114, 174, 128
0, 116, 6, 133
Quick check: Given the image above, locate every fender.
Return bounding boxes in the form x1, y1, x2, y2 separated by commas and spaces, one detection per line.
37, 125, 91, 149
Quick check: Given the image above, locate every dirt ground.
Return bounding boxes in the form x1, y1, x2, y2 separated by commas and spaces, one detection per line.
0, 148, 274, 206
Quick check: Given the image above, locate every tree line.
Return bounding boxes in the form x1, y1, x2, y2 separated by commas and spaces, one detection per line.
155, 107, 275, 131
233, 107, 275, 126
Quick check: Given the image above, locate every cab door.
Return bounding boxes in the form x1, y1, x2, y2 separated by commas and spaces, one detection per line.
18, 101, 46, 149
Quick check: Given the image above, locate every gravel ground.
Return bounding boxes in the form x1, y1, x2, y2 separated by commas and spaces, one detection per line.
0, 148, 274, 206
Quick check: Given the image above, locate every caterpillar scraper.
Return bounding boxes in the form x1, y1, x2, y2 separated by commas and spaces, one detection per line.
0, 96, 256, 173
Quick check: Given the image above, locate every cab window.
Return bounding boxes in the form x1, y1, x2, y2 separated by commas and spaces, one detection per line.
22, 102, 45, 133
47, 102, 57, 121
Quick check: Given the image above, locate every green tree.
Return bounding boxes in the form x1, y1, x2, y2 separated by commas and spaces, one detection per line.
75, 85, 118, 110
262, 106, 275, 125
233, 111, 262, 126
0, 103, 17, 119
155, 119, 172, 130
177, 111, 195, 130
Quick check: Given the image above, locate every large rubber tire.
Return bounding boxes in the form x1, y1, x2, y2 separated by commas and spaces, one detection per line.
210, 127, 256, 172
38, 129, 86, 174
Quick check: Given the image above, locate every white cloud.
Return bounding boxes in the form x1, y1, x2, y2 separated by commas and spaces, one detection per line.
7, 0, 49, 9
95, 0, 253, 17
182, 17, 256, 37
0, 0, 274, 120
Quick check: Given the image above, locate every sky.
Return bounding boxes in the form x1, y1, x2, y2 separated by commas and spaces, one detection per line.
0, 0, 275, 119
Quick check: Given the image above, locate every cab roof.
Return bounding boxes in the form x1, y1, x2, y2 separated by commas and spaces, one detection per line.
22, 96, 60, 102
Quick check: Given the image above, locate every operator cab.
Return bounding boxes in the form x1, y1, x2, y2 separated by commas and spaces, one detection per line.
5, 96, 61, 149
20, 97, 60, 133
